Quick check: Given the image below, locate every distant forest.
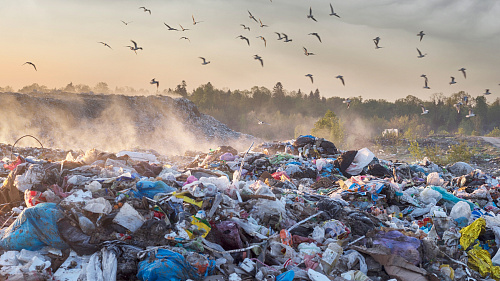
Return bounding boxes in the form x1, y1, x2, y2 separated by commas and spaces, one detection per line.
2, 82, 500, 147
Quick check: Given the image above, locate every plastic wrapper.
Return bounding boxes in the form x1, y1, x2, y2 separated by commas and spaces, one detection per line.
459, 217, 485, 250
467, 244, 500, 279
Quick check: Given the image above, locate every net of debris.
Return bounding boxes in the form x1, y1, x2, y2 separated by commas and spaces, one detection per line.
0, 134, 499, 281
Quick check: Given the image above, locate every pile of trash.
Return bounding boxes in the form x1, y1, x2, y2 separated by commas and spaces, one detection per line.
0, 134, 499, 281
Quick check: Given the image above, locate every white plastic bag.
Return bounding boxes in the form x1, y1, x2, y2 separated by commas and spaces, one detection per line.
419, 188, 442, 205
85, 197, 113, 214
426, 172, 444, 186
345, 148, 375, 175
449, 201, 472, 221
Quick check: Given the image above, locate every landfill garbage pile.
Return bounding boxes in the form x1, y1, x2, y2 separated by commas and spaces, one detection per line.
0, 134, 499, 281
0, 92, 256, 155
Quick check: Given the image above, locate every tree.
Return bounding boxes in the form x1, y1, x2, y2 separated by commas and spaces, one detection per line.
311, 110, 344, 145
93, 82, 110, 94
174, 80, 188, 97
62, 82, 75, 93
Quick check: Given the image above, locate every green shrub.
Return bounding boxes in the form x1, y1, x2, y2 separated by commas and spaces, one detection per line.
486, 127, 500, 137
446, 141, 474, 163
408, 140, 424, 161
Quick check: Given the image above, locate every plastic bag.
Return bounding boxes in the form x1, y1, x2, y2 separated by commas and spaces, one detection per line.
467, 244, 500, 279
449, 201, 472, 221
460, 218, 485, 250
344, 250, 368, 274
85, 197, 113, 214
372, 230, 421, 265
0, 203, 68, 251
426, 172, 444, 186
345, 148, 375, 176
137, 249, 216, 281
419, 188, 442, 205
131, 180, 176, 199
430, 186, 475, 210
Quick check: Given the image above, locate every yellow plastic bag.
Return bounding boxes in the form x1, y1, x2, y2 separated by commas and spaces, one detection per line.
467, 244, 500, 280
459, 217, 485, 250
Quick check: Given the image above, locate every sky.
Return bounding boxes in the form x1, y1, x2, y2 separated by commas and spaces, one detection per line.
1, 0, 500, 102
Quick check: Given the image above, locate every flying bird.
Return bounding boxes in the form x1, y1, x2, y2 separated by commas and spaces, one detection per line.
449, 77, 456, 85
199, 57, 210, 65
259, 19, 268, 28
282, 33, 292, 42
307, 7, 317, 22
180, 37, 190, 42
150, 78, 159, 91
454, 102, 463, 113
179, 24, 189, 31
466, 109, 475, 118
343, 98, 351, 109
275, 32, 283, 40
463, 96, 469, 106
237, 35, 250, 46
121, 20, 132, 25
423, 80, 430, 89
421, 105, 429, 115
164, 23, 178, 31
305, 74, 314, 84
125, 40, 142, 54
253, 55, 264, 67
23, 62, 37, 71
139, 7, 151, 14
241, 24, 250, 31
192, 15, 203, 25
336, 75, 345, 86
329, 4, 340, 18
248, 10, 258, 22
256, 118, 270, 125
98, 42, 112, 49
308, 33, 322, 43
303, 47, 315, 56
417, 31, 425, 42
373, 37, 382, 49
257, 36, 267, 47
459, 68, 467, 79
484, 89, 491, 95
421, 74, 430, 89
416, 48, 426, 58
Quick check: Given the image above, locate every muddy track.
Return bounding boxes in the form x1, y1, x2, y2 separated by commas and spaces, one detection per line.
482, 137, 500, 148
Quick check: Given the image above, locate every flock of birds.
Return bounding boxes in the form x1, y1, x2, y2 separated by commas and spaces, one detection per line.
19, 2, 498, 125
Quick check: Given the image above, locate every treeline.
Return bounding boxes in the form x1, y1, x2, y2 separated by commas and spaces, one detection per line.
2, 82, 500, 146
183, 82, 500, 142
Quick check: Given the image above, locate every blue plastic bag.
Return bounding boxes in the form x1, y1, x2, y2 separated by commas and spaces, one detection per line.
130, 180, 176, 199
137, 249, 216, 281
430, 186, 475, 210
0, 203, 69, 251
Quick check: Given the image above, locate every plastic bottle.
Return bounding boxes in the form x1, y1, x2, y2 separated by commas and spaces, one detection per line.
72, 209, 95, 235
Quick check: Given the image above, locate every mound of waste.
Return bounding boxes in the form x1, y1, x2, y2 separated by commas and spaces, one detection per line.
0, 134, 499, 281
0, 92, 255, 155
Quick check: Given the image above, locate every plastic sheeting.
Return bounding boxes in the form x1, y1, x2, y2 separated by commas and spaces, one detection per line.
0, 203, 68, 251
137, 249, 216, 281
